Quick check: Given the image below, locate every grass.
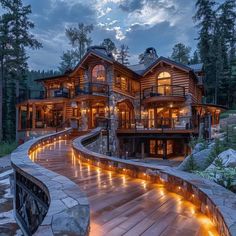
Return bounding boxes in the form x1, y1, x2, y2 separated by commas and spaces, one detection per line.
0, 142, 18, 157
220, 110, 236, 119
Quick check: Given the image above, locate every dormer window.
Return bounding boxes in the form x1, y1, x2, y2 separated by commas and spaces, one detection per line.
157, 71, 171, 95
92, 65, 106, 82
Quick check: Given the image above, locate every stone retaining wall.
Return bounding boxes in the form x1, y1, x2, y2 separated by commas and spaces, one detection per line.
73, 128, 236, 236
11, 129, 90, 236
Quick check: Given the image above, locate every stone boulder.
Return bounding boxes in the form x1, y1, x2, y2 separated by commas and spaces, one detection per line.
177, 148, 212, 171
206, 149, 236, 170
192, 143, 205, 154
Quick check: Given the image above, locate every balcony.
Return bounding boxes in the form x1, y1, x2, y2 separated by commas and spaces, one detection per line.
142, 85, 185, 103
17, 90, 45, 103
117, 116, 195, 134
75, 82, 109, 97
52, 88, 69, 98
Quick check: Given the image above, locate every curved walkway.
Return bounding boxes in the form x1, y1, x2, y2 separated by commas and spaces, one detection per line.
30, 139, 218, 236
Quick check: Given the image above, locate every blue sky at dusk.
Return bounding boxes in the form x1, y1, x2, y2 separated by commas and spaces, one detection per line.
21, 0, 221, 71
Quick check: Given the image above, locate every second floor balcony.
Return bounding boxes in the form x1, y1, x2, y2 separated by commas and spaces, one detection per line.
17, 90, 45, 103
118, 116, 195, 133
142, 85, 186, 103
75, 82, 109, 97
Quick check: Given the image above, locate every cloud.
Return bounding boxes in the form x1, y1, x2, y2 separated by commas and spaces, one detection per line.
20, 0, 198, 70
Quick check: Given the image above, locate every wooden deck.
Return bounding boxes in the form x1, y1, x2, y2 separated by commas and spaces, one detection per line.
30, 140, 218, 236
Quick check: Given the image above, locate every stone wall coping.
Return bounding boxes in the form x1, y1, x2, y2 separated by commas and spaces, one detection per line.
73, 127, 236, 236
11, 129, 90, 236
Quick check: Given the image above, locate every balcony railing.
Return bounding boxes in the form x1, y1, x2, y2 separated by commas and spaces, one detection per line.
75, 82, 109, 97
142, 85, 185, 100
118, 116, 193, 130
52, 88, 69, 98
17, 90, 45, 103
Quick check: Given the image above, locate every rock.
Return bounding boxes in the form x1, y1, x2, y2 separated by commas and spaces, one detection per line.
177, 148, 212, 171
52, 204, 89, 235
192, 143, 205, 154
206, 149, 236, 170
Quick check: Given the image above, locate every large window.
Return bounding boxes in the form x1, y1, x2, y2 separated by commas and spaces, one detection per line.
92, 65, 106, 82
121, 77, 129, 91
157, 71, 171, 95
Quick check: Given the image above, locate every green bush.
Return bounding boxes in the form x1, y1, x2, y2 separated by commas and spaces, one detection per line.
189, 135, 208, 150
205, 139, 229, 166
195, 168, 236, 192
185, 154, 199, 172
0, 142, 18, 157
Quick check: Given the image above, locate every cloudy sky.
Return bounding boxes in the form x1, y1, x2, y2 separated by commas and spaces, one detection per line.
22, 0, 201, 71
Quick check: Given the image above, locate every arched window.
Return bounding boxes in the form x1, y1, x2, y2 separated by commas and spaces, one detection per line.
92, 65, 106, 82
157, 71, 171, 95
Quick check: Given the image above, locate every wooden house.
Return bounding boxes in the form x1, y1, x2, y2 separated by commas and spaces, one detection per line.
16, 46, 225, 159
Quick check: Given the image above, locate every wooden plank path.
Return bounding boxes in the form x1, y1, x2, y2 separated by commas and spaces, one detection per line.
30, 140, 219, 236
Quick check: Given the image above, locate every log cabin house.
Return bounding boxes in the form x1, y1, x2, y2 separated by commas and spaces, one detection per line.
16, 46, 225, 159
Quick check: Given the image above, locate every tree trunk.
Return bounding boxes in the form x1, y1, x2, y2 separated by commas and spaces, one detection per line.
0, 49, 3, 142
15, 80, 20, 141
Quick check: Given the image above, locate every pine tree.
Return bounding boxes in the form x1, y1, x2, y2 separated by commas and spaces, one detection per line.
58, 50, 79, 73
171, 43, 191, 64
190, 50, 200, 64
101, 38, 116, 56
138, 47, 158, 67
217, 0, 236, 106
65, 23, 93, 61
116, 44, 130, 66
0, 0, 41, 141
193, 0, 216, 103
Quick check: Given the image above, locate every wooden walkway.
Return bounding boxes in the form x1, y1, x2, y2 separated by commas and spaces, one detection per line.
30, 140, 218, 236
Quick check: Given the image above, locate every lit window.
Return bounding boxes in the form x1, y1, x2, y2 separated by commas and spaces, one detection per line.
92, 65, 106, 82
157, 71, 171, 95
158, 72, 171, 79
115, 75, 121, 88
121, 77, 129, 91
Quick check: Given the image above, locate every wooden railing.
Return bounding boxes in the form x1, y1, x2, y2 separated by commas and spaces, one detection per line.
142, 85, 185, 99
75, 82, 109, 97
17, 89, 45, 103
118, 116, 194, 130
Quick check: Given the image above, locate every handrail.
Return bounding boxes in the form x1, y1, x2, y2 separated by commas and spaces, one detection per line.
73, 128, 236, 236
118, 116, 194, 130
17, 89, 45, 103
11, 129, 90, 236
142, 84, 185, 99
75, 82, 109, 96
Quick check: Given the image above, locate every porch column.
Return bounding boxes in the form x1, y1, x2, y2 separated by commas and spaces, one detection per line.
141, 142, 145, 159
163, 140, 167, 160
27, 104, 31, 129
18, 106, 22, 130
15, 106, 21, 141
63, 102, 66, 123
81, 101, 88, 131
32, 103, 36, 129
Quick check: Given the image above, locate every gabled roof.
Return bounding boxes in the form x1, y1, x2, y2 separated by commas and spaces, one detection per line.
35, 49, 203, 82
127, 64, 146, 75
35, 74, 68, 82
71, 47, 141, 78
141, 56, 195, 76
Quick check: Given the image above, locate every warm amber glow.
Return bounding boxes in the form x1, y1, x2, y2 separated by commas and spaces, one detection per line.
29, 138, 219, 236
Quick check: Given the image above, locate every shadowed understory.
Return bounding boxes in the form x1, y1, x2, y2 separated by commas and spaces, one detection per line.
30, 140, 218, 236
